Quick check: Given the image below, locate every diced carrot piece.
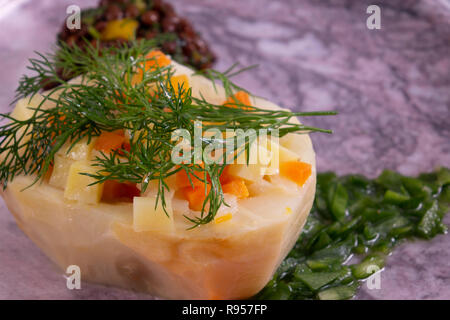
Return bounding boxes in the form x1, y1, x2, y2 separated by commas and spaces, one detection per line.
94, 130, 126, 153
102, 180, 140, 203
222, 179, 249, 199
133, 50, 172, 84
219, 165, 232, 184
121, 141, 131, 153
279, 161, 312, 186
48, 114, 68, 140
146, 90, 160, 103
114, 90, 128, 106
176, 163, 208, 187
170, 74, 190, 97
176, 168, 206, 189
223, 91, 252, 110
181, 183, 211, 211
117, 140, 131, 156
179, 165, 231, 189
145, 50, 171, 70
112, 129, 125, 136
44, 164, 54, 182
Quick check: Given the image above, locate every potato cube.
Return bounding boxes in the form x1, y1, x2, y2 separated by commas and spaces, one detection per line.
56, 137, 96, 161
11, 94, 55, 121
64, 161, 103, 204
227, 164, 264, 183
229, 140, 272, 181
49, 155, 74, 189
6, 95, 55, 158
133, 196, 174, 233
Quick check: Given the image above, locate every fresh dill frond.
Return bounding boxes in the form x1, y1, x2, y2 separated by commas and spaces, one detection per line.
1, 40, 336, 227
195, 62, 257, 97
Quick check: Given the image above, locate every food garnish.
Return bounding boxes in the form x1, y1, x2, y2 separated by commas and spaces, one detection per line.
257, 168, 449, 300
1, 40, 335, 228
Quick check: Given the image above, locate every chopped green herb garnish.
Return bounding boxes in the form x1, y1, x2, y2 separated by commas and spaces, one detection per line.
256, 167, 449, 300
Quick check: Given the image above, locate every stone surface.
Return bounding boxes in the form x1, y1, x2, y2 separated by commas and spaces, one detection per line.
0, 0, 448, 299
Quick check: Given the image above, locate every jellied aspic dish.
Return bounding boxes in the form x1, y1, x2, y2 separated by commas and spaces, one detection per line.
0, 41, 334, 299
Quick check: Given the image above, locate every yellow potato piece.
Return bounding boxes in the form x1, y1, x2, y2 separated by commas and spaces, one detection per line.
133, 196, 174, 233
11, 94, 55, 120
49, 155, 74, 189
1, 94, 56, 161
56, 137, 96, 161
64, 160, 103, 204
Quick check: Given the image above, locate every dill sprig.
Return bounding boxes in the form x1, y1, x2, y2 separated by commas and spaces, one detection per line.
0, 40, 336, 227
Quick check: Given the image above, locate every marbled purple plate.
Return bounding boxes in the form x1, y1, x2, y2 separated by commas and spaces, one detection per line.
0, 0, 449, 299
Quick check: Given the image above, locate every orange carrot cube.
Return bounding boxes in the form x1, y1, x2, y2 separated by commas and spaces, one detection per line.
181, 183, 211, 211
223, 91, 252, 110
222, 179, 249, 199
133, 50, 172, 84
144, 50, 171, 71
94, 130, 126, 153
170, 74, 190, 97
176, 168, 207, 189
279, 161, 312, 186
